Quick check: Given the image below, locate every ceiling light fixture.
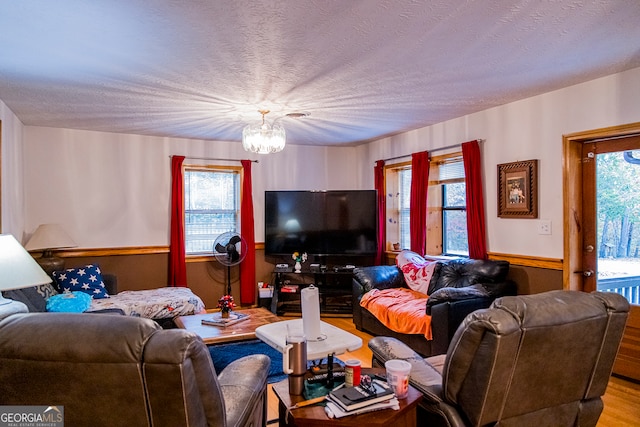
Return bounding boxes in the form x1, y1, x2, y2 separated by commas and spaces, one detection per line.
242, 109, 286, 154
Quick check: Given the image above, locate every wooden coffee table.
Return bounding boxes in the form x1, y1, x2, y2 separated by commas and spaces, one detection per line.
272, 368, 422, 427
174, 307, 280, 345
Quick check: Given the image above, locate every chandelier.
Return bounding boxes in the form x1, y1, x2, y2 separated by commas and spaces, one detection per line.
242, 110, 286, 154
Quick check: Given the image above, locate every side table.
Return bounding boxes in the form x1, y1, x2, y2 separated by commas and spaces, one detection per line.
271, 368, 422, 427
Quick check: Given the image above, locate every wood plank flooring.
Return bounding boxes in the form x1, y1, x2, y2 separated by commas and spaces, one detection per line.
266, 316, 640, 426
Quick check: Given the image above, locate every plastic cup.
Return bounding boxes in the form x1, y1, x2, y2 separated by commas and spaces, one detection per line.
385, 359, 412, 399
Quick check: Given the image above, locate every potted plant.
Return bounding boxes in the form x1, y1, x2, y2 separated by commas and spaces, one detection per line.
217, 295, 236, 318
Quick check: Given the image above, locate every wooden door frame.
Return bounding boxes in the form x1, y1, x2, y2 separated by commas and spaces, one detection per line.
562, 121, 640, 291
564, 122, 640, 380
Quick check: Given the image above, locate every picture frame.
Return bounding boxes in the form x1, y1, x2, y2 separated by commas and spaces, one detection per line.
497, 159, 538, 218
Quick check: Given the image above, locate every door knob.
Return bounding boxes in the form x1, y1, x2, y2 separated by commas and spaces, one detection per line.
583, 270, 594, 277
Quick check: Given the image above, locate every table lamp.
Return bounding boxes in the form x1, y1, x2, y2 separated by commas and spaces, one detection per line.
0, 234, 53, 307
24, 223, 77, 277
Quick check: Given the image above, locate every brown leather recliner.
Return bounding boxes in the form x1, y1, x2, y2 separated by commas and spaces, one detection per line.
0, 312, 270, 427
368, 290, 629, 427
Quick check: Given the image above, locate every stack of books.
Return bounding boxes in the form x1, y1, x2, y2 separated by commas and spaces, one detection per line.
201, 312, 250, 327
325, 379, 398, 418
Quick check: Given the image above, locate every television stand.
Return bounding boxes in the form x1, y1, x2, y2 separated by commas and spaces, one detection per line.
270, 268, 354, 316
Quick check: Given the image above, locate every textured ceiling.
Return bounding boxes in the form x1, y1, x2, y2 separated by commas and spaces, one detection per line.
1, 0, 639, 147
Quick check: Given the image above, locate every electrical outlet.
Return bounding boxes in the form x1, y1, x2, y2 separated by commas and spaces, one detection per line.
538, 219, 552, 235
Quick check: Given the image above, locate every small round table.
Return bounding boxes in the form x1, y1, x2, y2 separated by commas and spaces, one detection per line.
271, 368, 422, 427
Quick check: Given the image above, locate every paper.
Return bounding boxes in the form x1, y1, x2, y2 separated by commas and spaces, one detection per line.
301, 285, 323, 341
324, 398, 399, 419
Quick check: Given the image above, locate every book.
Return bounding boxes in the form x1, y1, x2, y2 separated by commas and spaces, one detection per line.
325, 397, 399, 419
201, 312, 250, 327
327, 379, 394, 412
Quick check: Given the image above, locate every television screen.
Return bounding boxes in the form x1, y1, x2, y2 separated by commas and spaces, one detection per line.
264, 190, 378, 256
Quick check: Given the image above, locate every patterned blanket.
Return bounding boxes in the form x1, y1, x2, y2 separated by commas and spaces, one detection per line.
89, 287, 205, 319
360, 288, 432, 340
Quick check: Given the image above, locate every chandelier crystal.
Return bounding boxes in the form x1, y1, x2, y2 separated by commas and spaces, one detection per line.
242, 110, 286, 154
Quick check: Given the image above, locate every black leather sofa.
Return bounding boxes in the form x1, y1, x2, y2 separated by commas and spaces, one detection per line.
352, 258, 516, 356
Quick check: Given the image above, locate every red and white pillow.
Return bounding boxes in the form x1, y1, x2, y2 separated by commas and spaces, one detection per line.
396, 250, 438, 296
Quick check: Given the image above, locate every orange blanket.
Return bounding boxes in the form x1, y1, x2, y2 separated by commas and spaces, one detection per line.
360, 288, 432, 340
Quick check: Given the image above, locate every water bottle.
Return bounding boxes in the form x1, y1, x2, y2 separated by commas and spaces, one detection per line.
283, 327, 307, 395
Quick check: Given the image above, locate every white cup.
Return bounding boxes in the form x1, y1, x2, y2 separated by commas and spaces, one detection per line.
385, 359, 412, 399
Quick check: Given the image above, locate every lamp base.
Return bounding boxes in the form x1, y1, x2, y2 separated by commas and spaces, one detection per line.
36, 253, 65, 278
0, 296, 28, 320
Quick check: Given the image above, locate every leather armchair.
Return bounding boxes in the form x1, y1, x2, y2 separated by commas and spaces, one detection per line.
368, 290, 629, 427
0, 313, 270, 427
353, 258, 516, 356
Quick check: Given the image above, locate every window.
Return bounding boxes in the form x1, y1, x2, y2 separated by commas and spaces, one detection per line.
442, 182, 468, 255
386, 153, 468, 256
184, 166, 240, 255
397, 168, 412, 250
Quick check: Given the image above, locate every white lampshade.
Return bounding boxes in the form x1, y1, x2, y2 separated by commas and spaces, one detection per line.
242, 110, 286, 154
25, 224, 77, 251
0, 234, 52, 306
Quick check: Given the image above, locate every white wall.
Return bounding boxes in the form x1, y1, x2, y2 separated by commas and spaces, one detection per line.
356, 66, 640, 259
18, 66, 640, 256
23, 127, 360, 247
0, 100, 26, 240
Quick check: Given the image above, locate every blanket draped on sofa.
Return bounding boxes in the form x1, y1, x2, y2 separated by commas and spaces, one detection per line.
360, 288, 432, 339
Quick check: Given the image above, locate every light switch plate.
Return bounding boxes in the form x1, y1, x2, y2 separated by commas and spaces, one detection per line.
538, 219, 552, 235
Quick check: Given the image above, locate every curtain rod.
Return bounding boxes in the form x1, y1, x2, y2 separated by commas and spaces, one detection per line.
376, 139, 483, 164
170, 155, 259, 163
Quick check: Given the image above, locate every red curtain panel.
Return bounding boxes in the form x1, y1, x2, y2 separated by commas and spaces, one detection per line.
462, 140, 488, 260
240, 160, 256, 304
169, 155, 187, 287
410, 151, 430, 255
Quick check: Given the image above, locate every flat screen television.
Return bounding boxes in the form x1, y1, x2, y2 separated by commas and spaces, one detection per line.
264, 190, 378, 256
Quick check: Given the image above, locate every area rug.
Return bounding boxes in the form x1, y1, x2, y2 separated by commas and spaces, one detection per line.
208, 339, 286, 384
208, 340, 345, 385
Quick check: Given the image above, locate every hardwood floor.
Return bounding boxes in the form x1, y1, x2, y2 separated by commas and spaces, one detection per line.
266, 316, 640, 426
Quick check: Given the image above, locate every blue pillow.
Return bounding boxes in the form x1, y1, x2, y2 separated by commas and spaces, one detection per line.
46, 291, 92, 312
52, 264, 110, 299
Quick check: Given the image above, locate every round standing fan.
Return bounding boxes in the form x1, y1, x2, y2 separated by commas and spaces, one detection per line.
213, 232, 247, 295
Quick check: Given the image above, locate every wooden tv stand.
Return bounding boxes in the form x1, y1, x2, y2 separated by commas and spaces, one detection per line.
271, 267, 354, 316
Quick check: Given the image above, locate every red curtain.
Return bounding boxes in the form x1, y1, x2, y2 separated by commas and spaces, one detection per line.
462, 140, 488, 260
410, 151, 430, 255
169, 156, 187, 287
240, 160, 256, 305
374, 160, 386, 265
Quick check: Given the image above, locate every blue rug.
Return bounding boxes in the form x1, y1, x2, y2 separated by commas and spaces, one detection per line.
208, 340, 286, 384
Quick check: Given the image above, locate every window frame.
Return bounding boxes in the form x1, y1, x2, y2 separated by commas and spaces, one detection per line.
183, 164, 242, 257
441, 180, 467, 256
384, 152, 467, 256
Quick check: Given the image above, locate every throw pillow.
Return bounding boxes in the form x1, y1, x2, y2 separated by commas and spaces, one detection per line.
46, 291, 92, 313
396, 250, 438, 296
36, 282, 58, 300
52, 264, 110, 299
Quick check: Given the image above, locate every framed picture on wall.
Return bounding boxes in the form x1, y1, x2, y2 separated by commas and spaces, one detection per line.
497, 159, 538, 218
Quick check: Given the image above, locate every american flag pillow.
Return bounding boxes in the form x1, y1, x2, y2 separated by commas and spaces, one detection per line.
52, 264, 110, 299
